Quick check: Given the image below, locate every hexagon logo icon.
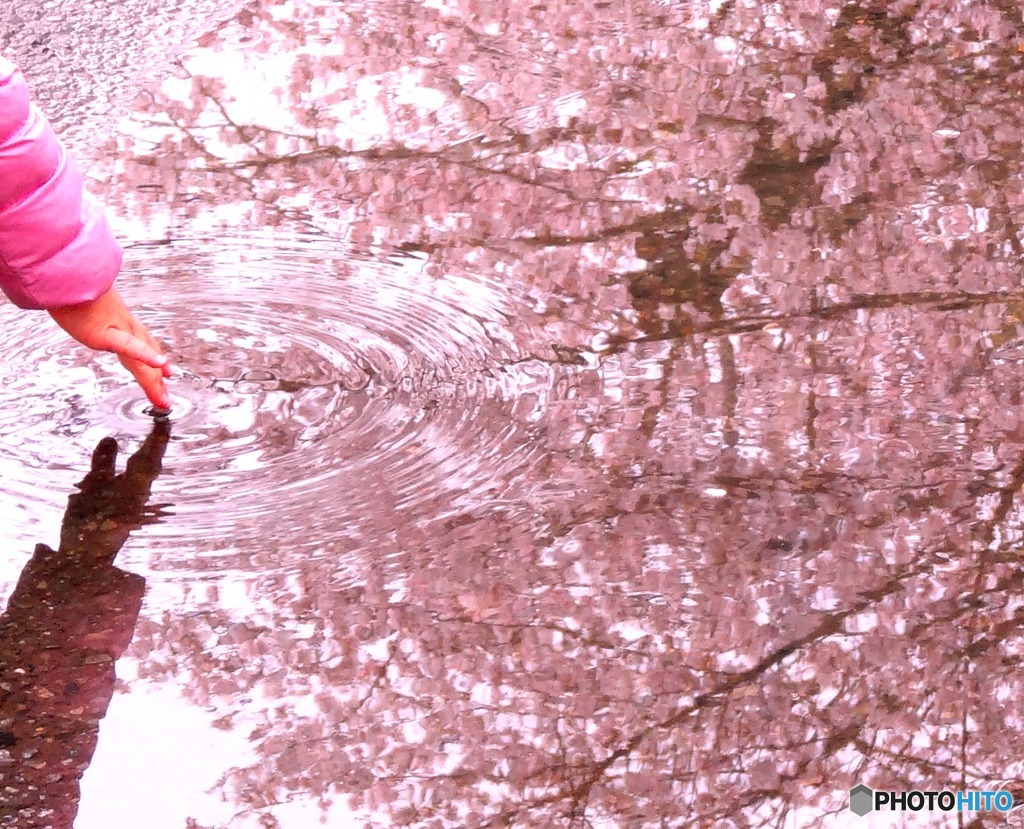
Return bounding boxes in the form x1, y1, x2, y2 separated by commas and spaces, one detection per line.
849, 784, 874, 816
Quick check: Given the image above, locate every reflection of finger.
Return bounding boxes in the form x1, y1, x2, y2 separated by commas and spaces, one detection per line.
82, 436, 118, 486
126, 420, 171, 480
106, 328, 168, 368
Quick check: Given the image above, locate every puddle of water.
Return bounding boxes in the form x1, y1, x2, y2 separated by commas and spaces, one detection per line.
5, 1, 1024, 828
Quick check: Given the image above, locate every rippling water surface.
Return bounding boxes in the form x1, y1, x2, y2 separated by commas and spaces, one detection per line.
6, 1, 1024, 828
0, 229, 562, 578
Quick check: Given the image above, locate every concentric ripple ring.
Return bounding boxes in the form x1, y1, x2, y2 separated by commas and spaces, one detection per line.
0, 230, 566, 582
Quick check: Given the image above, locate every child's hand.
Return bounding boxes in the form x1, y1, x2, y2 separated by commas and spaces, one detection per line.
48, 287, 172, 410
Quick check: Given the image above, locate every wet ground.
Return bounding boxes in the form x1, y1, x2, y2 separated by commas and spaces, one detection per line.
4, 0, 1024, 827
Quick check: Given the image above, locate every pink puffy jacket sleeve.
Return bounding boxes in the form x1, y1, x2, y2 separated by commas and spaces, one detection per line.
0, 56, 121, 310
